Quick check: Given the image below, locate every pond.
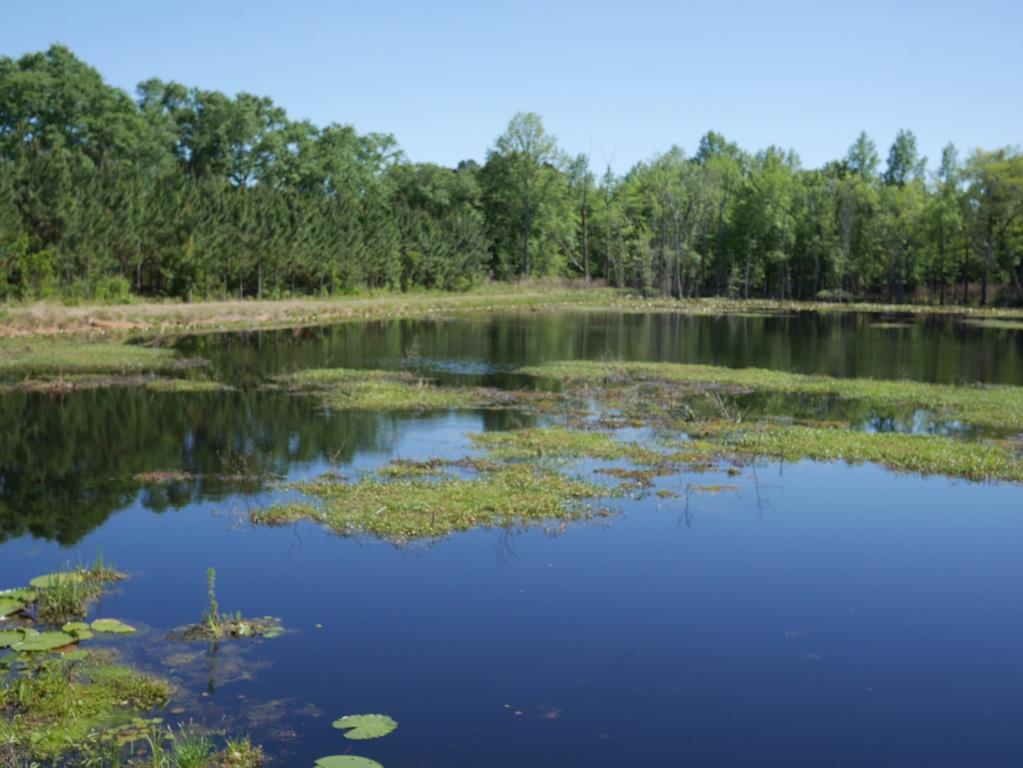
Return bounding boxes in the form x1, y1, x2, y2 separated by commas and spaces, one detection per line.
1, 309, 1022, 766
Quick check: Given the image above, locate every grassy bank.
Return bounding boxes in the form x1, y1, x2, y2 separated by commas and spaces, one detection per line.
3, 285, 1023, 342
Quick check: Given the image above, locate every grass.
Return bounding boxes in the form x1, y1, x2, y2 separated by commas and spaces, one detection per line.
274, 367, 510, 411
702, 422, 1023, 483
253, 462, 609, 543
0, 339, 182, 378
0, 651, 170, 760
4, 285, 1023, 342
468, 426, 664, 463
27, 559, 126, 625
519, 359, 1023, 432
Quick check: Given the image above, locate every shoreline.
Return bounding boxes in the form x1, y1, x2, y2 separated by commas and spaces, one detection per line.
3, 286, 1023, 342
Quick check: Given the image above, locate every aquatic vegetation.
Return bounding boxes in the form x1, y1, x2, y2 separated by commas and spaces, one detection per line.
0, 597, 22, 617
519, 360, 1023, 432
91, 618, 136, 634
273, 367, 514, 412
11, 629, 78, 652
0, 339, 187, 379
30, 560, 126, 624
0, 651, 170, 759
470, 427, 663, 463
176, 568, 283, 642
206, 737, 265, 767
316, 714, 397, 767
0, 630, 24, 648
63, 621, 95, 640
254, 462, 609, 543
962, 318, 1023, 331
711, 423, 1023, 483
143, 377, 233, 393
333, 714, 398, 740
315, 757, 383, 768
688, 483, 740, 494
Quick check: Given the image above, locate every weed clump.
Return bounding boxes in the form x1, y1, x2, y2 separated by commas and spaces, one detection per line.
254, 462, 609, 544
176, 568, 283, 642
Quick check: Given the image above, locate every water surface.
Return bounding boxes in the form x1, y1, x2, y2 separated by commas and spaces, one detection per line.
1, 310, 1022, 766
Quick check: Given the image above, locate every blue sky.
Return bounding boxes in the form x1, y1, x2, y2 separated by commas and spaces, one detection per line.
2, 0, 1020, 173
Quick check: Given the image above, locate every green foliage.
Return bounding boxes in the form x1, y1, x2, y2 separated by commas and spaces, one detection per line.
0, 652, 170, 759
11, 629, 77, 652
275, 367, 509, 411
2, 44, 1022, 303
315, 757, 383, 768
91, 618, 136, 634
332, 714, 398, 740
0, 340, 181, 379
254, 462, 607, 543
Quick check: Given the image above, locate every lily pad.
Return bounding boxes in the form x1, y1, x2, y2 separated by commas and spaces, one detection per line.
0, 629, 25, 648
0, 589, 36, 602
91, 619, 136, 634
0, 598, 24, 617
30, 572, 85, 589
12, 631, 77, 652
315, 758, 384, 768
332, 714, 398, 740
63, 621, 94, 640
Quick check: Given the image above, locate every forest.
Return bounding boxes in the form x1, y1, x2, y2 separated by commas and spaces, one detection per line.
1, 45, 1021, 305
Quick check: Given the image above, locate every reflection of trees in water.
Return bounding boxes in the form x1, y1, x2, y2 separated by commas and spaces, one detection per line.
182, 312, 1023, 387
0, 387, 509, 545
3, 311, 1021, 545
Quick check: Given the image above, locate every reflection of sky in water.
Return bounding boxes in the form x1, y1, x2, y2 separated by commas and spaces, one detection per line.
2, 410, 1023, 765
2, 309, 1023, 766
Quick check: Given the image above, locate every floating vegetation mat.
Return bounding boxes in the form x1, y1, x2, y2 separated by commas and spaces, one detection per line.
272, 367, 552, 412
961, 318, 1023, 331
256, 359, 1023, 544
518, 359, 1023, 432
254, 462, 612, 543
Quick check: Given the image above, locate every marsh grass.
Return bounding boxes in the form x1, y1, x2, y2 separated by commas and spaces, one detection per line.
520, 360, 1023, 432
705, 422, 1023, 482
254, 462, 609, 543
33, 560, 126, 625
0, 651, 170, 760
0, 340, 182, 378
274, 367, 516, 411
469, 427, 664, 463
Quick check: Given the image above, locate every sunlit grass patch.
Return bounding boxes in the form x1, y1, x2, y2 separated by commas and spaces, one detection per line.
704, 423, 1023, 483
273, 367, 515, 411
0, 339, 183, 378
469, 426, 664, 463
253, 462, 609, 543
0, 651, 170, 760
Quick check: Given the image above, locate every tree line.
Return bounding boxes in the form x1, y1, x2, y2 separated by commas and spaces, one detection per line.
1, 45, 1021, 304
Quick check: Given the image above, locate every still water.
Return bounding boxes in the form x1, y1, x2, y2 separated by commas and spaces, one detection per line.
2, 310, 1022, 766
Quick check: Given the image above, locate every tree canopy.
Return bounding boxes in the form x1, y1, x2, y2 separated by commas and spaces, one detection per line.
1, 45, 1021, 305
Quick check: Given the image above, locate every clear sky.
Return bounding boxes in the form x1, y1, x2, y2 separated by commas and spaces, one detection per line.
2, 0, 1020, 173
